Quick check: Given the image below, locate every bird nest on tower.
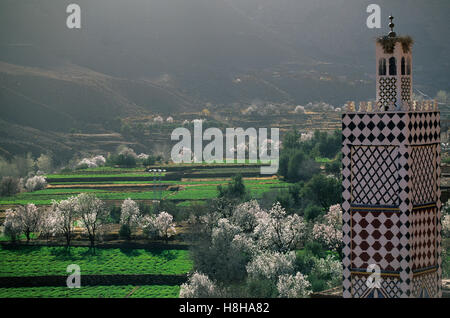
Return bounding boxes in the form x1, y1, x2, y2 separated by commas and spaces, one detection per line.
377, 35, 414, 54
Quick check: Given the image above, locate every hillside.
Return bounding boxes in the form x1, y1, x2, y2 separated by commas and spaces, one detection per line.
0, 0, 449, 160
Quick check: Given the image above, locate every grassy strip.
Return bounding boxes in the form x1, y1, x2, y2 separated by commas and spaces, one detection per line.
46, 173, 165, 179
48, 179, 285, 186
0, 285, 180, 298
0, 191, 172, 205
0, 246, 192, 277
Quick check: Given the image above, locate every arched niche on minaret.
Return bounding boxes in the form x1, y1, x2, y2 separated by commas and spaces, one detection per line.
375, 16, 414, 111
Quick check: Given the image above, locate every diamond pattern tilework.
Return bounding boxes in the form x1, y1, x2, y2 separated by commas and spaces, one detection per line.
401, 77, 411, 102
379, 77, 397, 109
411, 145, 436, 204
351, 146, 399, 205
436, 143, 443, 297
342, 113, 407, 146
351, 274, 402, 298
411, 207, 437, 270
342, 111, 441, 298
351, 211, 401, 271
342, 141, 352, 298
412, 271, 438, 298
407, 112, 440, 145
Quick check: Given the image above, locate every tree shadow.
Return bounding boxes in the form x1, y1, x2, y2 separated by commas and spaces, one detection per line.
119, 247, 142, 257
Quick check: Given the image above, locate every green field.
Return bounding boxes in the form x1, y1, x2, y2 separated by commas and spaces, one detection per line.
0, 246, 192, 277
0, 172, 287, 205
0, 285, 180, 298
0, 190, 172, 205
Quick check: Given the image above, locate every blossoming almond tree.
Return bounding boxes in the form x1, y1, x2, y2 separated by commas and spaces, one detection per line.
120, 198, 141, 231
3, 209, 22, 242
16, 203, 41, 242
75, 193, 108, 249
25, 175, 47, 192
312, 204, 343, 253
277, 272, 312, 298
51, 196, 79, 247
179, 272, 217, 298
142, 211, 176, 243
255, 202, 306, 253
443, 214, 450, 238
39, 208, 58, 242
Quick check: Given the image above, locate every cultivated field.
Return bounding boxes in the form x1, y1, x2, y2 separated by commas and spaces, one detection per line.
0, 162, 283, 298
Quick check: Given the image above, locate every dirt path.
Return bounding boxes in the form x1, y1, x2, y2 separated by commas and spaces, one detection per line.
126, 286, 140, 298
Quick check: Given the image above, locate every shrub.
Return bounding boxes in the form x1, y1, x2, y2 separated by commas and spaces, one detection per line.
36, 154, 53, 173
109, 206, 122, 224
304, 204, 323, 221
119, 224, 132, 240
217, 174, 248, 201
142, 156, 156, 166
0, 176, 21, 197
25, 176, 47, 192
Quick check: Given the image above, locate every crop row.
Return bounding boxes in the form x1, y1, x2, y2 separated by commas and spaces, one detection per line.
0, 246, 193, 277
0, 285, 180, 298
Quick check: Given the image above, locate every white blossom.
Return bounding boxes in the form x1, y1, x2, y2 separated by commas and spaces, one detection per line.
254, 202, 306, 252
142, 211, 176, 241
231, 200, 262, 233
179, 272, 217, 298
246, 251, 296, 281
51, 196, 79, 246
92, 155, 106, 166
77, 158, 97, 168
75, 193, 108, 247
312, 204, 343, 251
120, 198, 141, 229
39, 208, 58, 240
3, 209, 23, 242
442, 214, 450, 238
277, 272, 312, 298
137, 153, 149, 160
153, 116, 164, 123
118, 147, 137, 158
25, 175, 47, 192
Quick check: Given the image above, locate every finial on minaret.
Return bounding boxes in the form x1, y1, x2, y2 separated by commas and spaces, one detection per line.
388, 16, 396, 37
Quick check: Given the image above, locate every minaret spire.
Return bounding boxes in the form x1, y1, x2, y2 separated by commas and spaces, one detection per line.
388, 15, 396, 37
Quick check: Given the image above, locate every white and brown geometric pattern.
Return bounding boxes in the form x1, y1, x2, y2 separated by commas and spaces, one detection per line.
407, 112, 440, 145
342, 110, 441, 298
412, 271, 438, 298
351, 210, 401, 272
379, 77, 397, 109
410, 206, 437, 271
401, 77, 412, 102
351, 146, 399, 206
342, 112, 407, 146
351, 274, 402, 298
411, 145, 437, 205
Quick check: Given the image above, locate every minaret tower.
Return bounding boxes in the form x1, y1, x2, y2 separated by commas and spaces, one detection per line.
341, 17, 442, 298
376, 16, 413, 111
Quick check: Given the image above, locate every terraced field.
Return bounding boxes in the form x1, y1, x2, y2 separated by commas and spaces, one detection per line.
0, 285, 180, 298
0, 162, 282, 298
0, 246, 192, 277
0, 163, 286, 206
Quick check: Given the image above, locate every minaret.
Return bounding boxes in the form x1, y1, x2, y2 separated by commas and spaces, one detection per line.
376, 16, 413, 111
341, 18, 442, 298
